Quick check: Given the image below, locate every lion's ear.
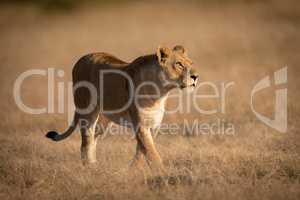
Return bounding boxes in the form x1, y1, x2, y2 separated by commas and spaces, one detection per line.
173, 45, 186, 55
157, 46, 171, 65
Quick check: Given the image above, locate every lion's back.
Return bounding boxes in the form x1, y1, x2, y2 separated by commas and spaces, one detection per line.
72, 53, 131, 113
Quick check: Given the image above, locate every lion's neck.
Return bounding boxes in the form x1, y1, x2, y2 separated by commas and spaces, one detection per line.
128, 54, 174, 96
125, 54, 174, 108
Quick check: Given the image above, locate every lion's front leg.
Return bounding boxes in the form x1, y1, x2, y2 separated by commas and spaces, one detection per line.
135, 127, 165, 172
131, 138, 146, 169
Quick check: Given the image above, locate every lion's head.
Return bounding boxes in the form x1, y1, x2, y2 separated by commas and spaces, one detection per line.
156, 45, 199, 89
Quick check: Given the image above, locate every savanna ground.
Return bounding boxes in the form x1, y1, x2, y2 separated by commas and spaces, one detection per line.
0, 0, 300, 199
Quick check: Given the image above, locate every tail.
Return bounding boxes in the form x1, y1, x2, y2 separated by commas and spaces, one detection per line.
46, 113, 79, 141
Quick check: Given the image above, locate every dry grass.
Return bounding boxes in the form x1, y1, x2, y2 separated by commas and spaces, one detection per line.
0, 1, 299, 199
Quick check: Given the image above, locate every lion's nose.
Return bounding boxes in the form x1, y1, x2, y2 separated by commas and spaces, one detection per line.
191, 74, 198, 81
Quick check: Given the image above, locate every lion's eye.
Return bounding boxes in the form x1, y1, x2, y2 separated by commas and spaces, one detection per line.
175, 62, 184, 70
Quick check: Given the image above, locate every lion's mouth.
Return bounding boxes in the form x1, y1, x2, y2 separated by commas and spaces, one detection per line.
180, 83, 196, 89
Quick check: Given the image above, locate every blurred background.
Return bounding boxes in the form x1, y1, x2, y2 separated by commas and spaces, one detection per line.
0, 0, 299, 199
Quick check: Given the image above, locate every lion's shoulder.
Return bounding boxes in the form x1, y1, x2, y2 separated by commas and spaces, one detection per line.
75, 52, 128, 69
130, 54, 158, 66
88, 52, 128, 66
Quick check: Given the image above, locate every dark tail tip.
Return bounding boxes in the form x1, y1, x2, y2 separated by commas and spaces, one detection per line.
46, 131, 59, 141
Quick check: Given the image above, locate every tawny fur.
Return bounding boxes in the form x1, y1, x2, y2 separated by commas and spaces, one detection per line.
46, 45, 199, 171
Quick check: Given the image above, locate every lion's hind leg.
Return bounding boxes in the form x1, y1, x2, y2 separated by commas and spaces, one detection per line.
79, 114, 99, 165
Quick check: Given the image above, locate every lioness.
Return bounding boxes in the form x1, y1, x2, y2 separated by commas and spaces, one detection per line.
46, 45, 199, 170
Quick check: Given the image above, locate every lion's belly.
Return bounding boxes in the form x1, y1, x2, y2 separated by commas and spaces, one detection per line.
102, 111, 132, 127
100, 99, 166, 130
101, 73, 130, 111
